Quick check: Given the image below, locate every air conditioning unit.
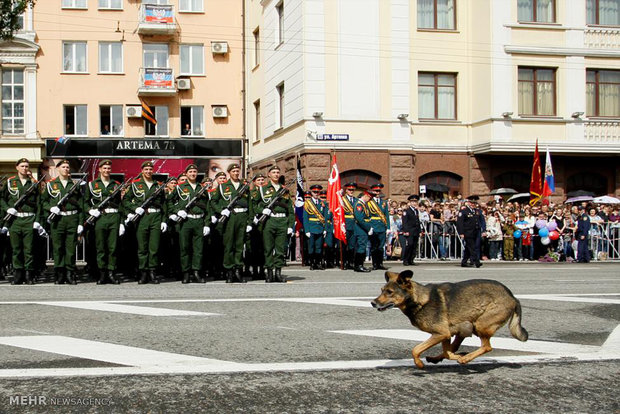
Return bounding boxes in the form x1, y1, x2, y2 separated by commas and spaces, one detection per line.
126, 106, 142, 118
211, 41, 228, 54
212, 105, 228, 118
176, 78, 191, 90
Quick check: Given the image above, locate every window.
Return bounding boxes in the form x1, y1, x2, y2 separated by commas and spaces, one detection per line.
276, 83, 284, 129
63, 41, 87, 73
180, 106, 204, 136
143, 0, 169, 4
99, 42, 123, 73
1, 69, 25, 135
587, 0, 620, 26
587, 69, 620, 117
145, 106, 168, 136
276, 2, 284, 45
253, 27, 260, 67
518, 67, 556, 116
143, 44, 169, 68
179, 0, 203, 12
418, 72, 456, 120
17, 13, 24, 31
100, 105, 123, 136
417, 0, 455, 30
62, 0, 87, 8
64, 105, 87, 136
98, 0, 122, 9
254, 99, 261, 141
180, 44, 204, 75
518, 0, 555, 23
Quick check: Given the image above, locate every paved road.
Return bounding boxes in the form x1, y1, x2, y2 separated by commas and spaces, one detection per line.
0, 262, 618, 413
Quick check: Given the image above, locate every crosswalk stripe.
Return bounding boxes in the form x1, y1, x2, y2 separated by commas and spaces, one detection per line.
37, 302, 220, 316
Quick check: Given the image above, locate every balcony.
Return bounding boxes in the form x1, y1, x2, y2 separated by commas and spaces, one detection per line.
584, 27, 620, 49
585, 120, 620, 143
138, 4, 176, 35
138, 67, 177, 96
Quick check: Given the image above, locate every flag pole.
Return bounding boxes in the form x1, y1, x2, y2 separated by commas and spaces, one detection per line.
331, 150, 344, 270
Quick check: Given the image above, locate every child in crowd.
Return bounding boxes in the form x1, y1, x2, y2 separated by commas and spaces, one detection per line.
502, 215, 517, 261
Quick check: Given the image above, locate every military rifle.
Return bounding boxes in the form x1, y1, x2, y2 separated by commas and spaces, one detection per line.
176, 180, 213, 223
128, 177, 174, 223
47, 176, 87, 224
83, 176, 135, 228
217, 176, 256, 224
1, 174, 47, 227
255, 178, 293, 225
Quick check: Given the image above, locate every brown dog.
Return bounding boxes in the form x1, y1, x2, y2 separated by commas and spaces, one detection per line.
371, 270, 528, 368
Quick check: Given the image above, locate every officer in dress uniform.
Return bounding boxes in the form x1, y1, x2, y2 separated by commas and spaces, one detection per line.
319, 190, 335, 269
401, 194, 421, 266
252, 165, 294, 283
352, 190, 373, 272
211, 163, 251, 283
367, 183, 389, 270
123, 161, 168, 284
341, 182, 358, 269
576, 206, 591, 263
1, 158, 44, 285
168, 164, 209, 284
41, 159, 84, 285
84, 159, 124, 285
303, 184, 327, 270
456, 195, 484, 268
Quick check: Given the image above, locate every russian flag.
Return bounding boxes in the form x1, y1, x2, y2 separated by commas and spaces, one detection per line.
55, 135, 70, 144
542, 148, 555, 203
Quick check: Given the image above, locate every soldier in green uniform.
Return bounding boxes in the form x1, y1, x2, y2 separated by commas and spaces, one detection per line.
1, 158, 45, 284
367, 183, 389, 270
246, 173, 266, 280
84, 159, 123, 285
42, 159, 85, 285
303, 184, 327, 270
168, 164, 209, 284
252, 165, 294, 283
211, 163, 251, 283
123, 161, 168, 284
207, 172, 228, 280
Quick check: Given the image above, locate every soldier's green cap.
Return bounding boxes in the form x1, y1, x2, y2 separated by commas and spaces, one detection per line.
141, 161, 154, 169
55, 159, 70, 167
16, 158, 29, 166
98, 159, 112, 168
268, 165, 280, 172
227, 163, 241, 172
253, 173, 265, 180
215, 171, 226, 179
185, 163, 198, 172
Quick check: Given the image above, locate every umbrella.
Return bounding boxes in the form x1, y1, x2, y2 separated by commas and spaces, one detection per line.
565, 195, 594, 204
593, 195, 620, 204
507, 193, 530, 202
490, 188, 517, 195
425, 183, 449, 192
566, 190, 595, 197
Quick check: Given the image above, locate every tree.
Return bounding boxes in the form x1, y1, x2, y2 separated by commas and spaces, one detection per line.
1, 0, 36, 41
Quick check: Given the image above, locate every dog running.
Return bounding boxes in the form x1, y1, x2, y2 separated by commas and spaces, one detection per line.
371, 270, 528, 368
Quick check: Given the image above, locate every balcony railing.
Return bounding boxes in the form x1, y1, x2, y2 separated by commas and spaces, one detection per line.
584, 27, 620, 49
138, 4, 176, 35
585, 120, 620, 142
138, 67, 177, 96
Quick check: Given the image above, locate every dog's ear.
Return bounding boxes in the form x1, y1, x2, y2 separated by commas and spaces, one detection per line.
397, 270, 413, 286
384, 271, 399, 283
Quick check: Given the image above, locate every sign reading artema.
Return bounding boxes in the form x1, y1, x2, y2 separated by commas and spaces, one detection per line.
317, 134, 349, 141
145, 5, 173, 24
144, 68, 173, 89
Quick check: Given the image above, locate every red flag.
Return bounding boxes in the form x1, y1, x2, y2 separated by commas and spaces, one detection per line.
327, 155, 347, 244
529, 139, 543, 206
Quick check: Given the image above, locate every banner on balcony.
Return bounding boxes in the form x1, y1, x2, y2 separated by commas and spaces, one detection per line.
145, 5, 173, 24
144, 68, 173, 89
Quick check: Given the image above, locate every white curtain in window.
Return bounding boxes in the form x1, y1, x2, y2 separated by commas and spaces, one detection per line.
437, 0, 455, 29
517, 0, 533, 21
417, 0, 434, 28
600, 0, 620, 25
586, 0, 596, 24
600, 71, 620, 116
76, 105, 87, 135
418, 86, 435, 118
586, 83, 596, 116
537, 0, 554, 22
437, 86, 455, 118
518, 74, 534, 115
536, 82, 554, 115
191, 45, 203, 74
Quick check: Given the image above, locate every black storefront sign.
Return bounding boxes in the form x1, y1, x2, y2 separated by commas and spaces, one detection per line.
45, 138, 243, 158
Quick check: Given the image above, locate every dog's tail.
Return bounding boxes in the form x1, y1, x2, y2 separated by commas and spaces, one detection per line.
509, 300, 528, 342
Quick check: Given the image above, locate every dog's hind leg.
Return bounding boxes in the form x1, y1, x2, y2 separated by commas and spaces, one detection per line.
450, 335, 466, 354
412, 333, 449, 369
426, 337, 463, 364
457, 336, 492, 365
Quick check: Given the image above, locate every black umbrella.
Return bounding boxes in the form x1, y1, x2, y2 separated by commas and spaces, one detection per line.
425, 183, 449, 192
566, 190, 595, 197
489, 188, 518, 195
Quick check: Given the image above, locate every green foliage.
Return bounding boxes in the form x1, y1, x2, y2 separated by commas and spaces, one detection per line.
1, 0, 36, 41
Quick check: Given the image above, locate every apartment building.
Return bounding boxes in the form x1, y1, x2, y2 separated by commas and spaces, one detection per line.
0, 0, 244, 179
245, 0, 620, 201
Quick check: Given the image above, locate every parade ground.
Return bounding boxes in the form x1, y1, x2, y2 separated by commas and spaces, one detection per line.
0, 262, 618, 413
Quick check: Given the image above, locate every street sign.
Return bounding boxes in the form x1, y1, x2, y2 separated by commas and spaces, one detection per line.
317, 134, 349, 141
419, 185, 426, 194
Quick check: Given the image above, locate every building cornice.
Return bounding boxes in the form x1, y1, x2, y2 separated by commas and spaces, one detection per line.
471, 141, 620, 155
505, 45, 620, 58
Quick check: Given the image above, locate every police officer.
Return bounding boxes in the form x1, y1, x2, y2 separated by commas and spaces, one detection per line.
84, 159, 123, 285
168, 164, 209, 284
303, 184, 327, 270
1, 158, 44, 285
401, 194, 421, 266
252, 165, 294, 283
123, 161, 168, 284
456, 196, 484, 268
576, 206, 591, 263
352, 190, 372, 272
212, 163, 251, 283
367, 183, 389, 270
341, 182, 358, 269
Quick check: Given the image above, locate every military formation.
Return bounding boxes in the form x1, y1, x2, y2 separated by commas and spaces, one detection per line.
1, 157, 472, 285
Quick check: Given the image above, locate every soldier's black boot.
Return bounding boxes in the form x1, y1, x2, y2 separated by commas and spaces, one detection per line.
317, 255, 325, 270
149, 270, 159, 284
225, 270, 234, 283
54, 268, 62, 284
24, 270, 34, 285
138, 270, 149, 284
236, 268, 246, 283
266, 269, 274, 283
97, 270, 106, 285
66, 270, 77, 285
275, 268, 286, 283
11, 269, 22, 285
182, 272, 191, 284
194, 270, 206, 283
354, 254, 371, 273
108, 270, 120, 285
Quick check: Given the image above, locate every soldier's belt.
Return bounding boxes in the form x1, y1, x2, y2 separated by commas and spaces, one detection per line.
187, 214, 204, 219
370, 217, 383, 220
345, 214, 354, 219
309, 218, 320, 221
270, 213, 287, 218
15, 212, 35, 218
103, 208, 118, 214
233, 208, 248, 213
146, 208, 161, 213
59, 210, 78, 216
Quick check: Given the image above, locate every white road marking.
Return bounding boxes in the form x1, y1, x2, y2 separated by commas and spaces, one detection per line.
37, 301, 220, 317
517, 295, 620, 305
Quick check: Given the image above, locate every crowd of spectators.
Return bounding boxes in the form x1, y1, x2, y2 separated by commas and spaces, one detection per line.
385, 195, 620, 263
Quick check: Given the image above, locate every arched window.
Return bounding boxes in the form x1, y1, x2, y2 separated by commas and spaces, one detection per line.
419, 171, 462, 197
340, 169, 382, 190
566, 172, 607, 196
493, 171, 530, 193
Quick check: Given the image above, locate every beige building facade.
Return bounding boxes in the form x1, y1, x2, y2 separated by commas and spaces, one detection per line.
245, 0, 620, 202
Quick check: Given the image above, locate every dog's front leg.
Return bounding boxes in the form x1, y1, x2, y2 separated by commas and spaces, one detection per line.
412, 333, 449, 369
